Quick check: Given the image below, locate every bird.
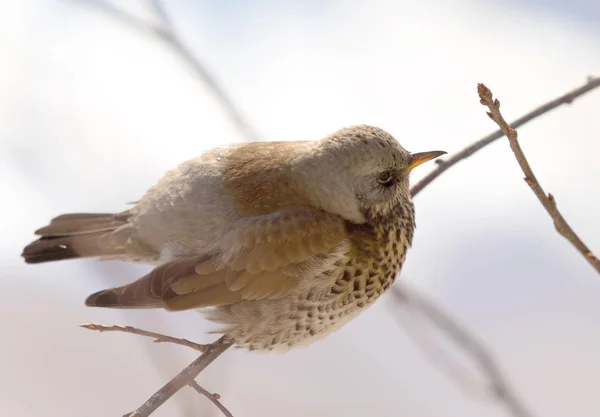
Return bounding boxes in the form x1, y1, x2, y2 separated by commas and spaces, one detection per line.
22, 125, 445, 351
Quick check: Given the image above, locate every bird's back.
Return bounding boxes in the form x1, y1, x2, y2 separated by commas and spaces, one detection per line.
125, 147, 239, 263
125, 140, 316, 264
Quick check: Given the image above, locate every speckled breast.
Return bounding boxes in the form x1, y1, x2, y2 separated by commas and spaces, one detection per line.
218, 202, 416, 351
287, 202, 416, 346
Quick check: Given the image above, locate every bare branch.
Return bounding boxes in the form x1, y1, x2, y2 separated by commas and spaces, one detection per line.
390, 285, 535, 417
81, 323, 208, 352
73, 0, 166, 37
477, 83, 600, 275
123, 336, 232, 417
393, 298, 487, 398
411, 77, 600, 197
75, 0, 262, 142
149, 0, 173, 31
82, 323, 233, 416
188, 380, 235, 417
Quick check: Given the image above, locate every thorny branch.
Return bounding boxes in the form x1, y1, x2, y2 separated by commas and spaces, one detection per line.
391, 286, 534, 417
477, 83, 600, 274
411, 76, 600, 197
75, 0, 262, 142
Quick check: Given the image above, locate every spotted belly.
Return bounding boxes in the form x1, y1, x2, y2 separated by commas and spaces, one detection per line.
205, 220, 412, 351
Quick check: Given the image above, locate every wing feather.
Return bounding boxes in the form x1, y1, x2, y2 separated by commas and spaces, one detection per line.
85, 207, 347, 311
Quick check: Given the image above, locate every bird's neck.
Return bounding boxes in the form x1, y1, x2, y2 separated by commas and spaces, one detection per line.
346, 200, 415, 264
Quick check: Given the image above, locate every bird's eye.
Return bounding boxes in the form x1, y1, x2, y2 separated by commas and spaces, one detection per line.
377, 171, 394, 185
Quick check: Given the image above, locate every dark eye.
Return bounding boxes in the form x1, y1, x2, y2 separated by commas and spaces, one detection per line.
377, 171, 394, 185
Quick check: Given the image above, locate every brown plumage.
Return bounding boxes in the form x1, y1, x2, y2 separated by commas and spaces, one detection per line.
22, 125, 444, 350
22, 213, 130, 263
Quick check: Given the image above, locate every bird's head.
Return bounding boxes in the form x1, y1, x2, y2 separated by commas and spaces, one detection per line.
294, 125, 445, 223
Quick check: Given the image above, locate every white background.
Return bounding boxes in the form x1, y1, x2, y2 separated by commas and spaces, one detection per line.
1, 1, 600, 416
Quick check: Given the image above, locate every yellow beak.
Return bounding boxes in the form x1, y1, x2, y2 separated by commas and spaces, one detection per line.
408, 151, 447, 171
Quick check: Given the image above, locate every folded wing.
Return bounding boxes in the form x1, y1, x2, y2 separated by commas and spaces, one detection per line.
85, 207, 347, 310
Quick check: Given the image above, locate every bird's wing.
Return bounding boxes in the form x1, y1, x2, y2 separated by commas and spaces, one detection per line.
85, 207, 347, 310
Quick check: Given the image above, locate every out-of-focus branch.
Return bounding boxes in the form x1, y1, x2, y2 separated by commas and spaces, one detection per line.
75, 0, 262, 142
390, 285, 535, 417
150, 0, 173, 30
477, 83, 600, 275
81, 323, 208, 352
411, 76, 600, 197
392, 295, 485, 398
83, 324, 233, 417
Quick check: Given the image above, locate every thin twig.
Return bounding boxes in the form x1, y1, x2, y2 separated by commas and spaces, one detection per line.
81, 323, 208, 352
123, 336, 233, 417
188, 380, 235, 417
83, 323, 233, 416
411, 76, 600, 197
74, 0, 262, 142
477, 83, 600, 274
390, 286, 534, 417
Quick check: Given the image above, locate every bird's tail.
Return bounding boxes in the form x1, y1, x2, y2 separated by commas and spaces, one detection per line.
22, 212, 129, 264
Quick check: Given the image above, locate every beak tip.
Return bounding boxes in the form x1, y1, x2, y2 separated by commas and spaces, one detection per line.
409, 150, 447, 170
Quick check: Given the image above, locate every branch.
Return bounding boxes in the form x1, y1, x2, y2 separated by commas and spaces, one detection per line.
125, 336, 232, 417
149, 0, 173, 31
390, 286, 535, 417
189, 380, 235, 417
392, 297, 487, 398
74, 0, 262, 142
477, 83, 600, 275
411, 76, 600, 197
81, 323, 208, 352
82, 323, 233, 417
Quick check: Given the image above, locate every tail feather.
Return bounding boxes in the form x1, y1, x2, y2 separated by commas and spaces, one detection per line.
34, 213, 129, 236
22, 212, 129, 264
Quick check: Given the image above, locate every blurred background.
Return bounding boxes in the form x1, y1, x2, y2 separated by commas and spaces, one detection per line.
1, 1, 600, 416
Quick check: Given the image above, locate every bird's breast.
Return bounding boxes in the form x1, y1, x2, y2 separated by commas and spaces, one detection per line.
208, 203, 416, 351
329, 210, 415, 310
